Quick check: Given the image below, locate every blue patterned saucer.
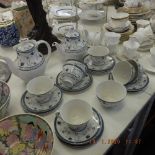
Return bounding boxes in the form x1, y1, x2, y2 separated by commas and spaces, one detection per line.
56, 72, 93, 92
54, 108, 104, 147
126, 72, 149, 92
0, 61, 11, 82
21, 85, 62, 114
84, 55, 115, 74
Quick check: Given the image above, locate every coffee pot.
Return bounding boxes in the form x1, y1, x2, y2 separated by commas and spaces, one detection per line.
0, 39, 51, 83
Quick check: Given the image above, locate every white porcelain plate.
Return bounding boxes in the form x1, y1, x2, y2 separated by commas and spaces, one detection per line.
79, 10, 105, 21
53, 23, 76, 36
50, 6, 81, 19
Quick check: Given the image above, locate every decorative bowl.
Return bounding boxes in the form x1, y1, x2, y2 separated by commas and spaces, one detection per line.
96, 80, 127, 107
0, 80, 10, 119
0, 114, 53, 155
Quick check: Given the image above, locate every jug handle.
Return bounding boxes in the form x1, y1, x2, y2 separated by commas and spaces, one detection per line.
37, 40, 51, 63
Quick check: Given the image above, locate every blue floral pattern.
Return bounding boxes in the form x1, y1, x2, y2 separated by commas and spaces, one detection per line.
0, 23, 20, 47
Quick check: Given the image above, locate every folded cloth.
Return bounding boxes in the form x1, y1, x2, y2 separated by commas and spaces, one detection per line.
12, 6, 34, 38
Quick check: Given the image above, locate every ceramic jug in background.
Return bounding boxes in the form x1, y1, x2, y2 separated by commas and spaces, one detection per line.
0, 39, 51, 83
0, 20, 20, 47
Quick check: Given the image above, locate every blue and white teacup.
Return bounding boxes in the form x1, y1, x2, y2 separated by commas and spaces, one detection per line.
26, 76, 55, 103
60, 64, 85, 88
59, 99, 93, 132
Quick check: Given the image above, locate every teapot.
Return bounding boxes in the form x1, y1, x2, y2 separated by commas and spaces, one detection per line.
0, 39, 51, 83
53, 28, 88, 61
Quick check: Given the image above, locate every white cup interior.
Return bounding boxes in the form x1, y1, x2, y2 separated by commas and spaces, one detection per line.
96, 80, 127, 103
112, 61, 134, 85
60, 99, 93, 125
27, 76, 54, 95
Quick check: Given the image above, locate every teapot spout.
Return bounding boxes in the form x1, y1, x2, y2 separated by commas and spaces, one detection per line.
0, 56, 19, 78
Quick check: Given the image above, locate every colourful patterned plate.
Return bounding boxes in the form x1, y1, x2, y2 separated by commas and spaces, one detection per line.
0, 114, 53, 155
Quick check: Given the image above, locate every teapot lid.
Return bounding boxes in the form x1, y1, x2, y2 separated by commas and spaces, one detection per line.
65, 28, 80, 39
17, 41, 35, 53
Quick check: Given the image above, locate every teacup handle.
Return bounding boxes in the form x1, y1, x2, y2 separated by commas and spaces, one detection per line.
55, 112, 61, 118
108, 72, 114, 80
37, 40, 51, 63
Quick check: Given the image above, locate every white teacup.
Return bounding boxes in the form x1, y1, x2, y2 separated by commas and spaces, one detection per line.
110, 13, 129, 29
150, 47, 155, 67
26, 76, 54, 103
60, 99, 93, 131
96, 80, 127, 108
87, 46, 109, 65
112, 61, 135, 85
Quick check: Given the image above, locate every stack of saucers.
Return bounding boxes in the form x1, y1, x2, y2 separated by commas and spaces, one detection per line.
54, 99, 104, 146
111, 60, 149, 92
104, 12, 135, 42
118, 5, 152, 25
84, 46, 115, 74
56, 60, 92, 92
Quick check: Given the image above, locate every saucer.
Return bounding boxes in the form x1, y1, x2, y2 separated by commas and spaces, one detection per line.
0, 61, 11, 82
56, 72, 93, 92
50, 6, 81, 19
125, 71, 149, 92
53, 23, 76, 37
84, 55, 115, 73
21, 85, 62, 114
79, 10, 105, 21
139, 55, 155, 73
54, 108, 104, 146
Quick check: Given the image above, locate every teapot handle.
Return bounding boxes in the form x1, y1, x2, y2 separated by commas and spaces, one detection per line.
36, 40, 51, 63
